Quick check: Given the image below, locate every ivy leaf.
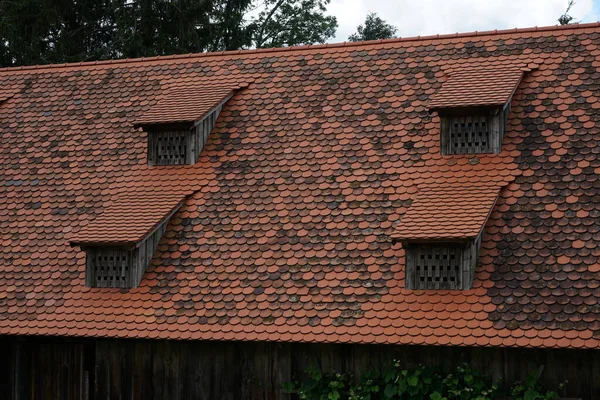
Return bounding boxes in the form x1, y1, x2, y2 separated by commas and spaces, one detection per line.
384, 384, 397, 398
408, 376, 419, 386
328, 390, 340, 400
384, 370, 395, 383
398, 380, 408, 392
430, 393, 443, 400
524, 390, 539, 400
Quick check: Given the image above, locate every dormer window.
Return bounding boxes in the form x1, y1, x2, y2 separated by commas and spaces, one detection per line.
134, 83, 246, 166
71, 83, 247, 288
148, 130, 190, 165
429, 63, 537, 155
404, 240, 479, 290
85, 247, 134, 288
391, 183, 501, 291
439, 107, 509, 155
71, 189, 186, 288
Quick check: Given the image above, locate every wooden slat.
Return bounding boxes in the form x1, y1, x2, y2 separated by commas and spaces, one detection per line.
146, 100, 226, 166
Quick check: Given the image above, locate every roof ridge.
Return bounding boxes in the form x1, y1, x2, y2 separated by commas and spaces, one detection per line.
0, 22, 599, 74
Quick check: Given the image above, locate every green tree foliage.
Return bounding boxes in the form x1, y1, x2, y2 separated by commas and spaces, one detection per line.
250, 0, 337, 48
0, 0, 337, 67
348, 12, 397, 42
284, 363, 564, 400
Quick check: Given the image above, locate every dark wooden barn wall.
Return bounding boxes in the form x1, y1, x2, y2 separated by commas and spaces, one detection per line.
2, 336, 599, 400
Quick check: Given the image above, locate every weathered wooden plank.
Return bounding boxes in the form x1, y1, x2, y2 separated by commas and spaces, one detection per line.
591, 348, 600, 399
11, 340, 29, 400
162, 341, 179, 400
272, 342, 292, 400
132, 340, 153, 400
95, 341, 110, 400
152, 341, 166, 400
4, 337, 600, 399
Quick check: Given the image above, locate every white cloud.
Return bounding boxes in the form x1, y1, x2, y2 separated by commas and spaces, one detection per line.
328, 0, 598, 43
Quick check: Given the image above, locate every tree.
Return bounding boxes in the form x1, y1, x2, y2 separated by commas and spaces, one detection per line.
250, 0, 337, 48
0, 0, 337, 67
558, 0, 575, 25
348, 12, 397, 42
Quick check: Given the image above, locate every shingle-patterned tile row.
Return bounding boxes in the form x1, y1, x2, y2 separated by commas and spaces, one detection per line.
1, 23, 600, 349
391, 184, 502, 240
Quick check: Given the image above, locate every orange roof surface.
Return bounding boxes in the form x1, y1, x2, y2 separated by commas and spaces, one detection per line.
391, 183, 501, 241
1, 23, 600, 350
134, 84, 244, 126
428, 61, 535, 110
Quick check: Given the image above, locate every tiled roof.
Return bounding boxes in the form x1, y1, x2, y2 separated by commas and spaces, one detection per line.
134, 84, 245, 127
428, 62, 533, 110
391, 183, 502, 241
1, 23, 600, 350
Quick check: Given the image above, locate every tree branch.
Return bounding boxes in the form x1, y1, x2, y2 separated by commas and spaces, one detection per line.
254, 0, 286, 47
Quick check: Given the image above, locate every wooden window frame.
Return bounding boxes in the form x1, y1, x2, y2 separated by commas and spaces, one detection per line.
83, 211, 172, 288
145, 98, 228, 166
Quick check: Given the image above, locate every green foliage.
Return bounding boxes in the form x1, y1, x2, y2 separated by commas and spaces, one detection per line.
250, 0, 337, 48
294, 365, 351, 400
510, 370, 563, 400
285, 363, 564, 400
348, 12, 397, 42
0, 0, 337, 67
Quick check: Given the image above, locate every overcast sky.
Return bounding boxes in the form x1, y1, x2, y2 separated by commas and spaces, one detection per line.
329, 0, 600, 43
